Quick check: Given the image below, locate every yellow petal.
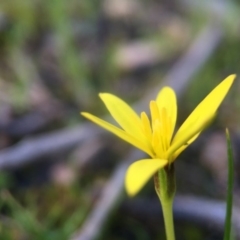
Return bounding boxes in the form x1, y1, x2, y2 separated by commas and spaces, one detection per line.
150, 101, 160, 126
81, 112, 154, 157
172, 75, 235, 146
99, 93, 144, 138
171, 133, 199, 160
156, 87, 177, 139
168, 112, 215, 159
125, 158, 168, 196
171, 113, 216, 160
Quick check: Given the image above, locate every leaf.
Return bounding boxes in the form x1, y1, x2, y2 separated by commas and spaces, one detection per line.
224, 129, 234, 240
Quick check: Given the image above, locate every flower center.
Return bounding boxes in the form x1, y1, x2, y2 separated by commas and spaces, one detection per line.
140, 101, 173, 159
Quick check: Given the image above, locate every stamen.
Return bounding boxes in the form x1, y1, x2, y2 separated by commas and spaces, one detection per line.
140, 112, 152, 140
156, 108, 165, 152
150, 101, 160, 128
152, 120, 165, 158
152, 121, 161, 157
149, 102, 172, 159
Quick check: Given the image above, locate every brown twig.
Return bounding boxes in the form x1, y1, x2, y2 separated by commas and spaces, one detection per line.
71, 150, 143, 240
0, 123, 102, 170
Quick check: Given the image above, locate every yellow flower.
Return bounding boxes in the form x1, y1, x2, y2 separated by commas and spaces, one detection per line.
81, 75, 235, 196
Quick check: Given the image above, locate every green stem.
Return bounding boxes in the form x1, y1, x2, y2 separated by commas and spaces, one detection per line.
154, 165, 176, 240
161, 199, 175, 240
224, 129, 234, 240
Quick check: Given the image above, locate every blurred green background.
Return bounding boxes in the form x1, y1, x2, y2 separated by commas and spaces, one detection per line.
0, 0, 240, 239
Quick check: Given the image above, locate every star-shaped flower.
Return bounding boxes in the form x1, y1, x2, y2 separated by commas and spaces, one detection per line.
81, 75, 235, 196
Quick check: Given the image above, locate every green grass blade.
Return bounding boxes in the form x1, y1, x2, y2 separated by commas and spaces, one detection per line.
224, 129, 234, 240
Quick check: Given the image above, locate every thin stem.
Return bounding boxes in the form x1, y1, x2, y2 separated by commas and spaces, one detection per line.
154, 166, 176, 240
224, 129, 234, 240
161, 200, 175, 240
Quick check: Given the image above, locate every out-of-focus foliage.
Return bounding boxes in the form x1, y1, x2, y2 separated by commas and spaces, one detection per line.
0, 0, 240, 239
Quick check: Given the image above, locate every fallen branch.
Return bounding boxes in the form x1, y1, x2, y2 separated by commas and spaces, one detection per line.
0, 123, 102, 170
71, 150, 143, 240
